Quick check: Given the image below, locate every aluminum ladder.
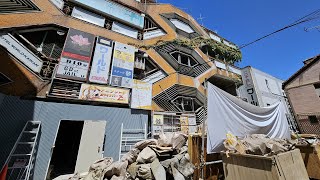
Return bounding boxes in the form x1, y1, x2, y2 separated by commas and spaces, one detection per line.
118, 123, 147, 160
2, 121, 41, 180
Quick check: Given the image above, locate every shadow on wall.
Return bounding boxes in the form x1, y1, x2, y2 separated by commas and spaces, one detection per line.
0, 47, 38, 169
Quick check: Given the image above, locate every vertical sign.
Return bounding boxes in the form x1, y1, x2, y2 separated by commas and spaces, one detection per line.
56, 28, 95, 81
180, 116, 189, 134
109, 42, 135, 88
241, 67, 259, 106
89, 37, 113, 84
131, 80, 152, 110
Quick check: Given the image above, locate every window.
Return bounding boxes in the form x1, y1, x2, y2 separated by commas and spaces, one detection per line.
266, 103, 271, 106
0, 73, 12, 86
133, 52, 160, 80
170, 19, 195, 33
172, 96, 201, 112
170, 51, 198, 67
308, 116, 318, 124
314, 84, 320, 97
0, 0, 40, 14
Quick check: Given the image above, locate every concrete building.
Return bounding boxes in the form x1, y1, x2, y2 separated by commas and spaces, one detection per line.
0, 0, 243, 179
239, 66, 298, 131
283, 54, 320, 134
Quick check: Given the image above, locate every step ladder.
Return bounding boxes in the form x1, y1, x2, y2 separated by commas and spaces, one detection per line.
2, 121, 41, 180
119, 123, 147, 160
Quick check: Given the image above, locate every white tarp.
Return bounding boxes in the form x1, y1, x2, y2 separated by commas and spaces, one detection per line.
206, 83, 290, 154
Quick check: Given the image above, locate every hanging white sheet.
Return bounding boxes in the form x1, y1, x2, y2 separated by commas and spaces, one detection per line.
207, 83, 290, 154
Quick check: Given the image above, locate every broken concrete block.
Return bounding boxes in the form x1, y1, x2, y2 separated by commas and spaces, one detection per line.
171, 163, 185, 180
172, 134, 187, 150
158, 132, 175, 147
136, 147, 157, 164
151, 159, 166, 180
149, 145, 173, 157
176, 154, 195, 177
137, 164, 154, 179
105, 161, 128, 178
83, 157, 113, 180
134, 139, 157, 150
121, 148, 140, 164
127, 162, 139, 179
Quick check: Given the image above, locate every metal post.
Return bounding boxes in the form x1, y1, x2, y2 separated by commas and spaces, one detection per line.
201, 79, 208, 179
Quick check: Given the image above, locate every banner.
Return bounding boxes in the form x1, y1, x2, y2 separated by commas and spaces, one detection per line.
56, 28, 95, 81
89, 37, 113, 84
0, 34, 43, 73
131, 80, 152, 110
110, 42, 135, 88
111, 22, 138, 39
79, 84, 129, 104
70, 0, 144, 29
72, 7, 105, 27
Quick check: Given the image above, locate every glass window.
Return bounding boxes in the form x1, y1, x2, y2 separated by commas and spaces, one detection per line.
170, 52, 198, 67
314, 84, 320, 97
170, 19, 195, 33
308, 116, 318, 124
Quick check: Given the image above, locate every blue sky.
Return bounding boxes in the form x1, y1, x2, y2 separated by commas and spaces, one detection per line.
158, 0, 320, 80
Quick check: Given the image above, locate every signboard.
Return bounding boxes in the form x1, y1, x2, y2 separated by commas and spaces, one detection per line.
56, 28, 95, 81
241, 67, 259, 106
56, 57, 89, 80
109, 42, 135, 88
50, 0, 64, 10
111, 22, 138, 39
153, 114, 164, 125
89, 37, 113, 84
79, 84, 129, 104
70, 0, 145, 29
131, 80, 152, 110
0, 34, 43, 73
180, 116, 189, 134
143, 29, 166, 40
72, 7, 105, 27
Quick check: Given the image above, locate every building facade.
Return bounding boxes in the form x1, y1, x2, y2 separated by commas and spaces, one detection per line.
283, 55, 320, 134
0, 0, 242, 179
239, 66, 298, 131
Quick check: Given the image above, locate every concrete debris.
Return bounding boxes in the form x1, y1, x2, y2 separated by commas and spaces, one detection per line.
121, 148, 140, 164
151, 159, 166, 180
134, 139, 157, 150
224, 133, 295, 156
136, 147, 157, 164
68, 132, 194, 180
137, 164, 154, 179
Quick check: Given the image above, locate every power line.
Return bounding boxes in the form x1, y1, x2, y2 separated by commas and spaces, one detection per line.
240, 9, 320, 49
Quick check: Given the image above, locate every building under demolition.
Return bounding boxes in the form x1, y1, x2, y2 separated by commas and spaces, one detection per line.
0, 0, 243, 179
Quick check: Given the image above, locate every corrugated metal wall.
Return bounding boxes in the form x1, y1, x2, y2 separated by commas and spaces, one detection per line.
0, 93, 149, 180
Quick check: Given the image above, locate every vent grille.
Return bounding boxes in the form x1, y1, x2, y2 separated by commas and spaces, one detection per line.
0, 0, 40, 13
48, 78, 81, 99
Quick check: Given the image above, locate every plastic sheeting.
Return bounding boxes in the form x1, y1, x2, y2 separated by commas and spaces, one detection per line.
207, 83, 290, 154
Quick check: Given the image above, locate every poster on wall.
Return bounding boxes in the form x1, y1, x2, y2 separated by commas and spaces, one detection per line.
79, 83, 129, 104
180, 116, 189, 134
109, 42, 135, 88
56, 28, 95, 81
89, 37, 113, 84
241, 67, 259, 106
131, 80, 152, 110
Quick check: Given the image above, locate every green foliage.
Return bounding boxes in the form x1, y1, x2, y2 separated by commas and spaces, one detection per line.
129, 37, 242, 65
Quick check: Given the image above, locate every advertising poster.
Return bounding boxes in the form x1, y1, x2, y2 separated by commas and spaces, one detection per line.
110, 42, 135, 88
111, 22, 138, 39
153, 114, 164, 125
131, 80, 152, 110
89, 37, 113, 84
180, 116, 189, 134
79, 83, 129, 104
56, 28, 95, 81
242, 67, 259, 106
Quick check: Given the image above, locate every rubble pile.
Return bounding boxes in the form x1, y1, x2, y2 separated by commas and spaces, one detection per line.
224, 133, 295, 156
68, 133, 195, 180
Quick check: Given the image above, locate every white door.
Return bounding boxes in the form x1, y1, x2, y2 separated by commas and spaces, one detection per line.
75, 120, 106, 173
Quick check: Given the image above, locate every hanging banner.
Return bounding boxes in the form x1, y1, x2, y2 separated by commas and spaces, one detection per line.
110, 42, 135, 88
0, 33, 43, 73
70, 0, 145, 29
89, 37, 113, 84
131, 80, 152, 110
79, 83, 129, 104
241, 67, 259, 106
72, 7, 105, 27
56, 28, 95, 81
111, 22, 138, 39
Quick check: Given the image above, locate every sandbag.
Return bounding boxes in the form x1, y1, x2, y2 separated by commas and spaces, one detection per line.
151, 159, 166, 180
136, 147, 157, 164
105, 161, 128, 178
120, 148, 140, 164
137, 164, 154, 179
172, 133, 187, 150
83, 157, 113, 180
134, 139, 157, 150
